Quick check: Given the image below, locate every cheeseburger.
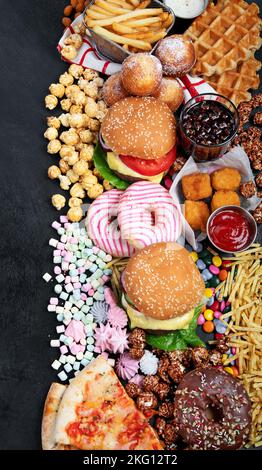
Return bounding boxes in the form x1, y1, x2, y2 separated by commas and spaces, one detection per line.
122, 242, 205, 333
100, 96, 177, 184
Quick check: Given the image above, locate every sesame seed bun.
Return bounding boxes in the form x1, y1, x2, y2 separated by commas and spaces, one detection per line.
124, 242, 205, 320
101, 97, 176, 160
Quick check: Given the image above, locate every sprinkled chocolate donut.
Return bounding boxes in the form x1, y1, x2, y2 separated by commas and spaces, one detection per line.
174, 367, 251, 450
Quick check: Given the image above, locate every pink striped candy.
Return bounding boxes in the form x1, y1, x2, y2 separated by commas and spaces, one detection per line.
86, 189, 135, 258
118, 181, 182, 249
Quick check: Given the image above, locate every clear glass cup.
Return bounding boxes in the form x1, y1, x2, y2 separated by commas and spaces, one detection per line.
179, 93, 239, 162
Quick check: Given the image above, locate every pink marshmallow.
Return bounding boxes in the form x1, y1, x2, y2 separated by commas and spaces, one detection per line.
81, 293, 87, 301
73, 282, 81, 289
50, 297, 59, 305
102, 275, 110, 282
65, 276, 71, 284
60, 215, 68, 224
64, 252, 73, 262
88, 289, 95, 296
60, 345, 68, 354
78, 267, 85, 274
57, 242, 65, 250
52, 221, 61, 229
92, 246, 99, 254
64, 222, 71, 229
54, 266, 61, 275
69, 342, 79, 355
70, 237, 78, 244
53, 249, 61, 257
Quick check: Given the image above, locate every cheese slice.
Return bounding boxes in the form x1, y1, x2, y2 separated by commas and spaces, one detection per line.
107, 151, 164, 183
122, 294, 194, 330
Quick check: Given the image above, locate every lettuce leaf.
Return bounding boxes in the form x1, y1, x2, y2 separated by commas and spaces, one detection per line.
93, 143, 130, 190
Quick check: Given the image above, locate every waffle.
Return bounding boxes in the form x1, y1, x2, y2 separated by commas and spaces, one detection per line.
185, 0, 262, 77
207, 55, 261, 106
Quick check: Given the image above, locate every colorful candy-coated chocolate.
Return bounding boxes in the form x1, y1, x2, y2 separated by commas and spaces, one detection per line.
219, 269, 228, 281
222, 354, 228, 363
209, 276, 220, 287
220, 300, 226, 312
196, 259, 206, 270
201, 304, 206, 312
190, 251, 198, 262
231, 366, 239, 376
222, 260, 231, 270
214, 319, 227, 334
206, 297, 214, 307
214, 311, 221, 319
215, 333, 224, 340
231, 347, 236, 354
224, 367, 234, 375
204, 288, 213, 298
212, 256, 222, 267
197, 313, 205, 325
202, 268, 213, 280
209, 265, 220, 275
199, 249, 210, 259
203, 321, 214, 333
210, 300, 219, 312
204, 309, 214, 321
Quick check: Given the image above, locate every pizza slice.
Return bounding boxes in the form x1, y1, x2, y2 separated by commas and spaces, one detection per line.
41, 383, 76, 450
53, 355, 162, 450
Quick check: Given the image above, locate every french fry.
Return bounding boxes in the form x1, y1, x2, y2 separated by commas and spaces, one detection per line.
162, 13, 174, 29
121, 17, 162, 27
128, 0, 140, 6
87, 8, 163, 27
90, 5, 116, 16
136, 0, 151, 8
112, 22, 137, 35
92, 25, 152, 50
86, 9, 109, 20
146, 30, 167, 43
96, 0, 131, 14
160, 11, 169, 21
109, 0, 134, 10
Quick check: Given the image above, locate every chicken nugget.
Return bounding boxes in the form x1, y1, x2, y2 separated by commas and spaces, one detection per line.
185, 200, 210, 232
211, 167, 241, 191
182, 172, 212, 200
211, 190, 240, 213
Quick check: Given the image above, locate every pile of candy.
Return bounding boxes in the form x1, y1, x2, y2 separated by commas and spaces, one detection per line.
185, 242, 238, 377
43, 215, 113, 381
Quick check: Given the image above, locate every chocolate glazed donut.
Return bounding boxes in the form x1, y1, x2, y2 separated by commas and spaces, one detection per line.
174, 367, 251, 450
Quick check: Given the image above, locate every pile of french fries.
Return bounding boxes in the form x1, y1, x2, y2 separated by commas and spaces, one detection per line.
85, 0, 173, 52
219, 244, 262, 447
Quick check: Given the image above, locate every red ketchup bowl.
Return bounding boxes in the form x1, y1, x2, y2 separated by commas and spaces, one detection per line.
207, 206, 257, 254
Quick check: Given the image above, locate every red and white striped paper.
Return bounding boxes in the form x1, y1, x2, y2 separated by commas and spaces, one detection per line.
58, 13, 216, 103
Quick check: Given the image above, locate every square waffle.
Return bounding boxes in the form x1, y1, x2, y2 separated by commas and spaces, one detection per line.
185, 0, 262, 77
207, 55, 261, 106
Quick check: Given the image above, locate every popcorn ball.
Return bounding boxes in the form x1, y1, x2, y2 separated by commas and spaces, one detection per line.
44, 127, 58, 141
70, 182, 85, 199
47, 116, 61, 129
69, 64, 84, 79
64, 34, 83, 50
59, 72, 74, 87
52, 194, 66, 210
60, 129, 79, 146
67, 206, 83, 222
45, 95, 58, 110
48, 165, 61, 180
49, 83, 65, 99
59, 162, 70, 180
47, 139, 62, 154
60, 98, 72, 112
61, 45, 77, 61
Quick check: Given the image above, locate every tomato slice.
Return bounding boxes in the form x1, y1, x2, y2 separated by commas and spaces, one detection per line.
119, 146, 176, 177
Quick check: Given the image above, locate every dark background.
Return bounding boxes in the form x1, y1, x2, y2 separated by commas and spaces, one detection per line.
0, 0, 261, 450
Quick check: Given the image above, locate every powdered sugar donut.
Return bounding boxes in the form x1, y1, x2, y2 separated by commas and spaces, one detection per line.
86, 189, 135, 258
118, 181, 182, 249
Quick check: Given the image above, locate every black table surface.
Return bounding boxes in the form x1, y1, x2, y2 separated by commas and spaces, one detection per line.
0, 0, 261, 450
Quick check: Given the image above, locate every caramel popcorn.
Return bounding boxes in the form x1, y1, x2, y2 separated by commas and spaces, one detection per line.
67, 206, 83, 222
45, 94, 58, 110
48, 165, 61, 180
47, 139, 62, 154
52, 194, 66, 210
49, 83, 65, 99
44, 127, 58, 141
